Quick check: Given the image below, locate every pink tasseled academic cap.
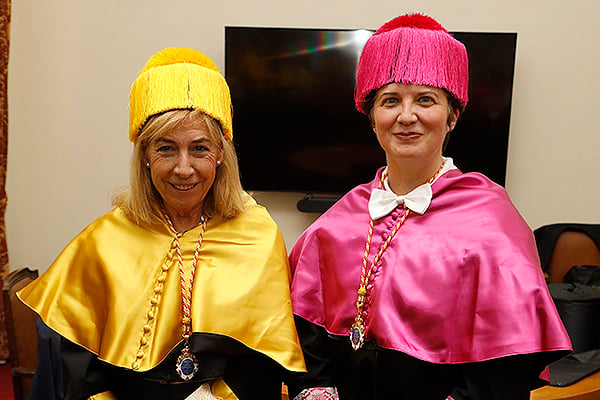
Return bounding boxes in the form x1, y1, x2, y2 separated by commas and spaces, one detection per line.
354, 13, 469, 113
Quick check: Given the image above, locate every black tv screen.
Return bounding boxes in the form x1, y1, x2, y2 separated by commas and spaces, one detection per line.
225, 27, 517, 195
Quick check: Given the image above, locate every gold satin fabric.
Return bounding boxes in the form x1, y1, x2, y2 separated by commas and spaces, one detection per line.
212, 379, 238, 399
18, 199, 305, 373
88, 392, 117, 400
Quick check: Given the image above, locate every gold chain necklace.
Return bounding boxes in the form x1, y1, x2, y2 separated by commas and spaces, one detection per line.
164, 212, 207, 380
350, 163, 444, 350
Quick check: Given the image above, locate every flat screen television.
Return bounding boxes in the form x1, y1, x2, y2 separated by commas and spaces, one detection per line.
225, 27, 517, 203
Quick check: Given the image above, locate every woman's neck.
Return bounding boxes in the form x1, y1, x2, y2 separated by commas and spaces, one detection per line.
170, 217, 202, 233
386, 158, 444, 195
164, 206, 204, 233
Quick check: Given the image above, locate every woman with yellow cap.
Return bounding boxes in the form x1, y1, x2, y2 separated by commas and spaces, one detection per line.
18, 48, 305, 399
287, 13, 571, 400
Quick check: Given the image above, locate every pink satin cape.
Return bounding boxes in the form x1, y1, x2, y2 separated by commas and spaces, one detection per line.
18, 198, 305, 373
290, 168, 571, 364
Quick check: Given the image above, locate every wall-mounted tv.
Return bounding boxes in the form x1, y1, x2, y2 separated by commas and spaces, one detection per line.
225, 27, 517, 198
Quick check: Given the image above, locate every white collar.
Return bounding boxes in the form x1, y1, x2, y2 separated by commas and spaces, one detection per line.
368, 157, 456, 220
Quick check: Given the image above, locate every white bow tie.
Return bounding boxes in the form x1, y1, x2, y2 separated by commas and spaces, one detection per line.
368, 182, 433, 219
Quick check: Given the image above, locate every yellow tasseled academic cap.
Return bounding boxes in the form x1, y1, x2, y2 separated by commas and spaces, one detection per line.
129, 47, 232, 142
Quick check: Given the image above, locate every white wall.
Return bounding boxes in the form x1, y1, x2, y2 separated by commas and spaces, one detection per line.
6, 0, 600, 273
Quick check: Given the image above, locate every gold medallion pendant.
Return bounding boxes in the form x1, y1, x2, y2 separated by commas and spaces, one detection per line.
350, 321, 366, 350
176, 345, 199, 381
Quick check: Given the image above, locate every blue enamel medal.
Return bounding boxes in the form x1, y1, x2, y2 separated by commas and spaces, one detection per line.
176, 345, 198, 381
350, 322, 365, 350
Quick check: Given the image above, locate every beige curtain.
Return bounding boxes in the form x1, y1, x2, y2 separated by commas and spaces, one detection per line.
0, 0, 11, 360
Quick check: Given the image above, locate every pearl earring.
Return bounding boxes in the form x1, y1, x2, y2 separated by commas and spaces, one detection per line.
216, 161, 221, 166
146, 162, 150, 168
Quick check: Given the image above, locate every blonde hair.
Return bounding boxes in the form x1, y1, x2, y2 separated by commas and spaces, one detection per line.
113, 109, 246, 227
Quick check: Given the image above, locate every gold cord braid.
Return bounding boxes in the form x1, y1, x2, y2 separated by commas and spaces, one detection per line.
355, 209, 410, 323
351, 162, 445, 350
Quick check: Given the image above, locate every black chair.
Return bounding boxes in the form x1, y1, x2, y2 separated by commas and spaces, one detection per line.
532, 223, 600, 394
533, 223, 600, 283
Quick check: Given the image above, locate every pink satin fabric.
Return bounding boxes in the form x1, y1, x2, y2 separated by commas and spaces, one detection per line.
290, 168, 571, 364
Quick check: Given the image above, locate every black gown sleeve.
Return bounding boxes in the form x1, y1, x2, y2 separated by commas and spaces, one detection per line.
29, 318, 64, 400
286, 316, 337, 399
60, 337, 113, 400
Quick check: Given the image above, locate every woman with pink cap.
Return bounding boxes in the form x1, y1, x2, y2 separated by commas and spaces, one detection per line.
287, 13, 571, 400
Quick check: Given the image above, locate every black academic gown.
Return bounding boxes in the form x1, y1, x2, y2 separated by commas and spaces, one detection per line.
288, 317, 554, 400
59, 330, 292, 400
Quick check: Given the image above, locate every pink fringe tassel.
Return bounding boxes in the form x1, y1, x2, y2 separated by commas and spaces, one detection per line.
355, 27, 469, 112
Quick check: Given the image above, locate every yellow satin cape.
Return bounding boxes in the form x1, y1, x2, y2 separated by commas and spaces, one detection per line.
18, 200, 305, 373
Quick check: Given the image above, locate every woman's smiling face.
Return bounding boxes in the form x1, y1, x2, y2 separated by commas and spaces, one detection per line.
371, 82, 458, 169
145, 118, 222, 220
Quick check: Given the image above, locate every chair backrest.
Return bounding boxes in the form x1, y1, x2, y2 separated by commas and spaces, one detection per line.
550, 231, 600, 284
534, 223, 600, 283
2, 267, 39, 400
